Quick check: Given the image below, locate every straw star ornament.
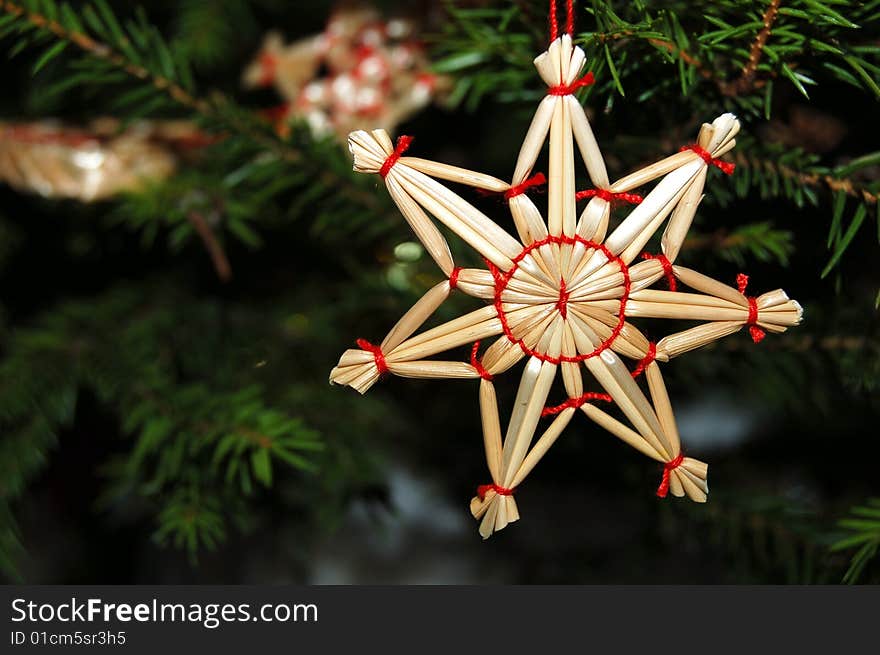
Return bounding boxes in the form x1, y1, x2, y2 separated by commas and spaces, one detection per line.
330, 32, 802, 539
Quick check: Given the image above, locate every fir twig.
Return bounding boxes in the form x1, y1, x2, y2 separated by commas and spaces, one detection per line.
734, 153, 879, 206
718, 0, 781, 96
0, 0, 207, 112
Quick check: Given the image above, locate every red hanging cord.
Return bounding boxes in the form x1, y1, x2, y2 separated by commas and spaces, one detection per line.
549, 0, 575, 41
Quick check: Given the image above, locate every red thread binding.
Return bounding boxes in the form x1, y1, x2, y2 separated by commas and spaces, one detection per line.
477, 483, 514, 500
470, 341, 494, 381
631, 342, 657, 379
542, 392, 612, 416
541, 343, 655, 416
356, 339, 389, 375
504, 172, 547, 200
548, 72, 595, 96
736, 273, 766, 343
566, 0, 575, 35
576, 188, 643, 205
448, 267, 462, 291
379, 135, 414, 178
657, 452, 684, 498
680, 144, 735, 175
487, 235, 631, 364
640, 252, 677, 291
556, 278, 570, 319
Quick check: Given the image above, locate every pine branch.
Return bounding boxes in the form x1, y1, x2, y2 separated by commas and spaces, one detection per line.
0, 283, 335, 571
438, 1, 880, 111
718, 0, 781, 96
728, 147, 878, 279
589, 29, 727, 89
694, 493, 833, 584
0, 0, 206, 111
831, 498, 880, 583
734, 152, 879, 206
684, 222, 794, 267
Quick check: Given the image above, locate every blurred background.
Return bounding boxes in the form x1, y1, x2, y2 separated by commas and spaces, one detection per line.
0, 0, 878, 584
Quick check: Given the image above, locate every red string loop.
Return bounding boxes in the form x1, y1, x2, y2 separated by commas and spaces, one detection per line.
448, 267, 462, 291
641, 252, 677, 291
470, 342, 494, 381
549, 0, 559, 41
548, 72, 595, 96
356, 339, 389, 375
549, 0, 576, 41
680, 144, 735, 175
576, 188, 643, 205
379, 135, 414, 178
504, 172, 546, 200
477, 483, 515, 500
656, 452, 684, 498
736, 273, 766, 343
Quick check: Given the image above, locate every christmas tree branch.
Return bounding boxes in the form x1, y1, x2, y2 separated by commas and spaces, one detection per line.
589, 29, 717, 85
0, 0, 207, 112
718, 0, 781, 96
683, 222, 793, 267
734, 153, 879, 206
832, 498, 880, 584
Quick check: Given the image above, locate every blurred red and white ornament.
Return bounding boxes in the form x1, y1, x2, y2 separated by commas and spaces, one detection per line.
243, 3, 448, 140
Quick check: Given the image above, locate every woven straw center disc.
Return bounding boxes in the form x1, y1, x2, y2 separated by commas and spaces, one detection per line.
491, 235, 630, 363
